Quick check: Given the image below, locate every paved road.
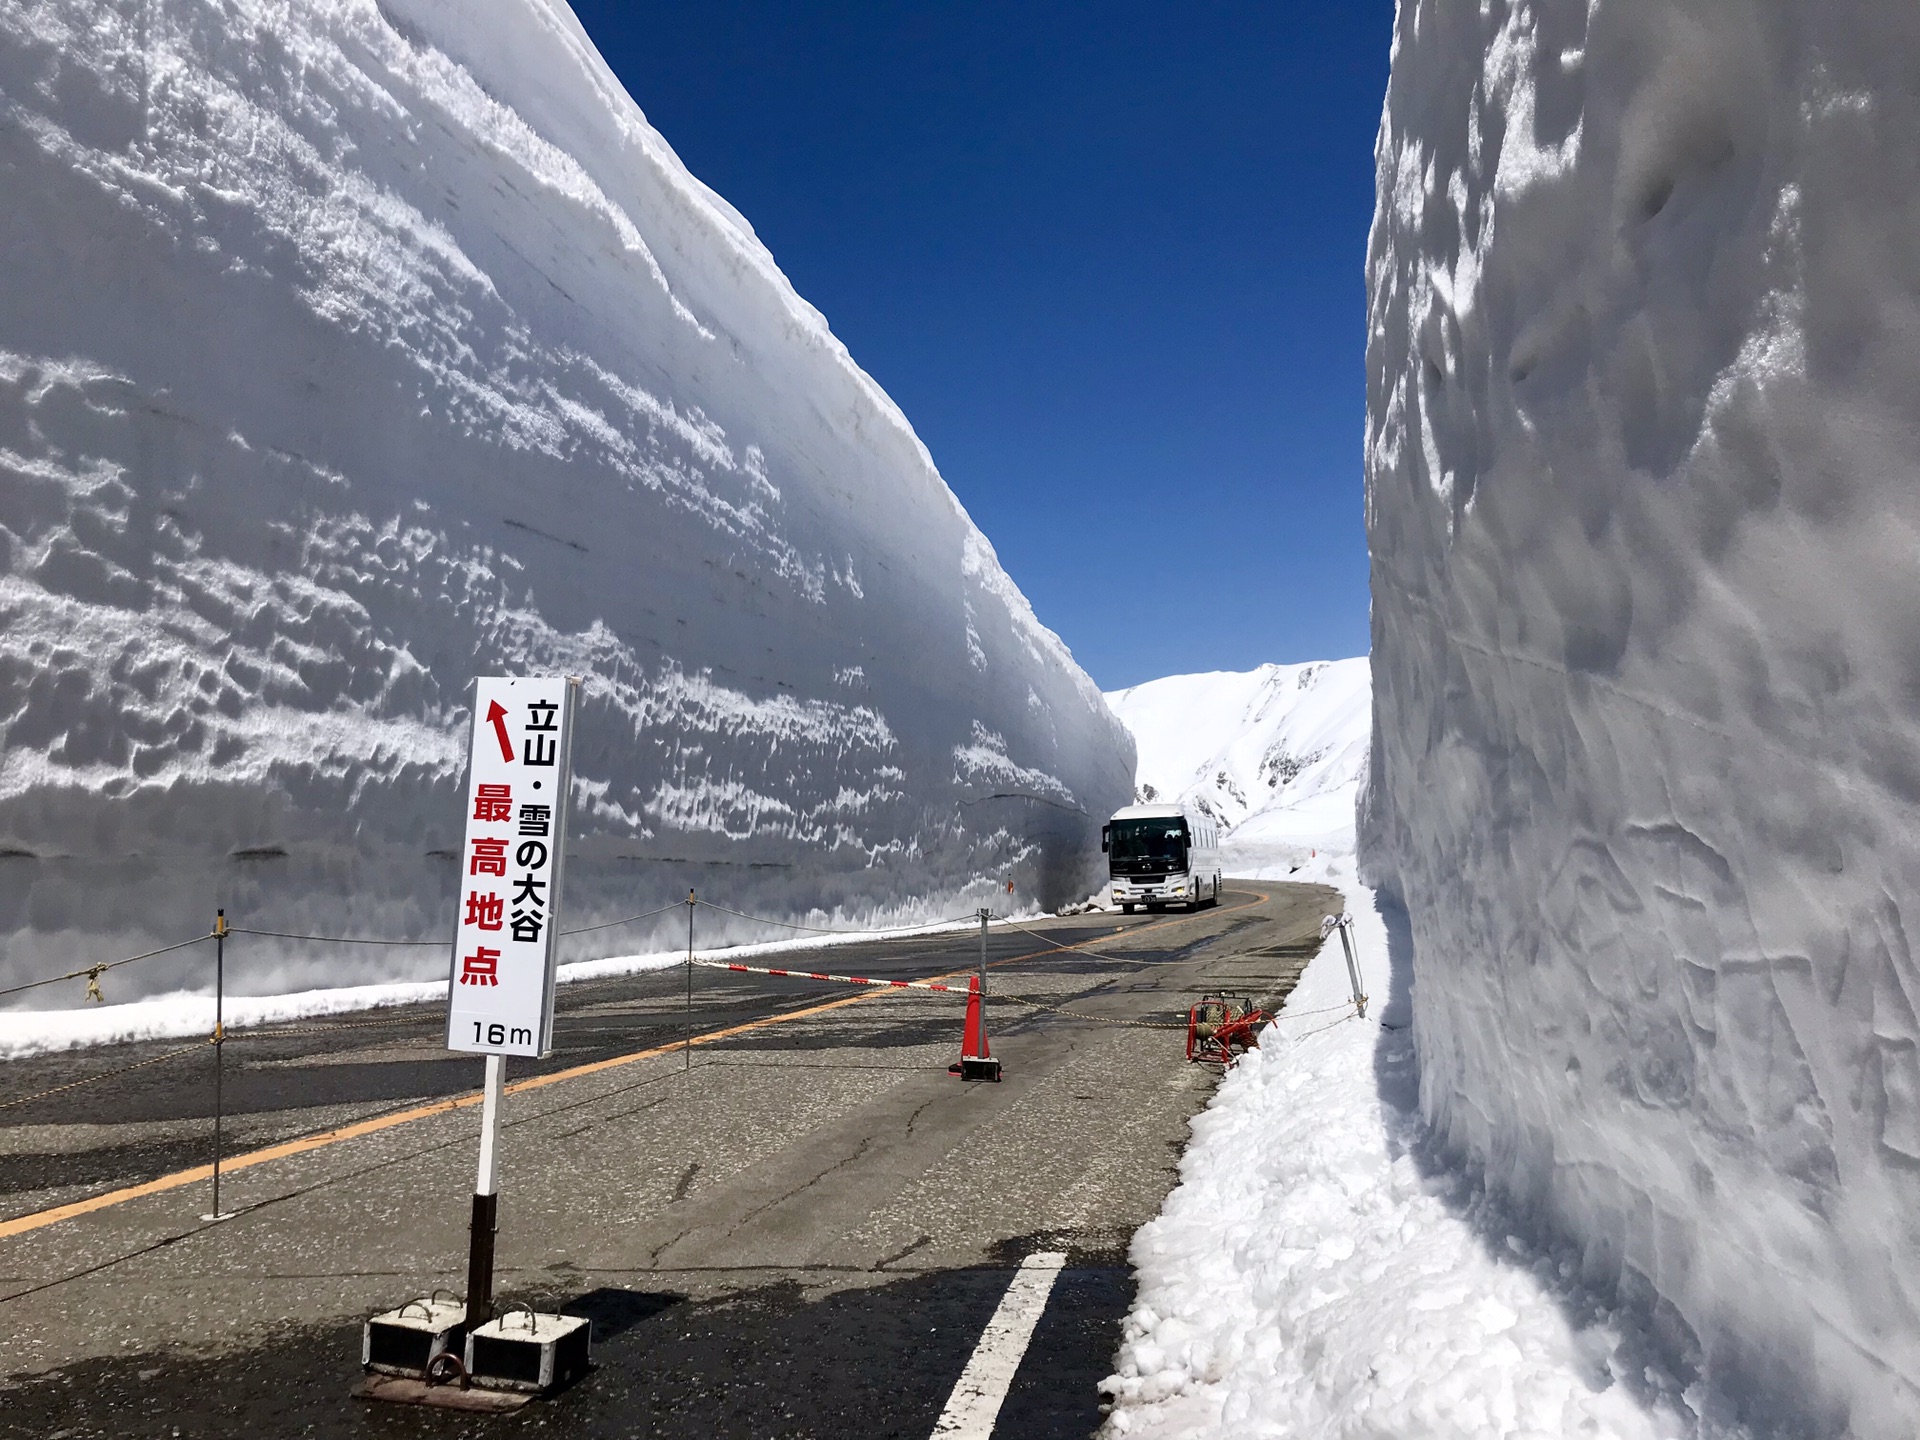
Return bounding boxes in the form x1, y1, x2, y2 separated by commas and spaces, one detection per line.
0, 910, 1195, 1215
0, 880, 1337, 1438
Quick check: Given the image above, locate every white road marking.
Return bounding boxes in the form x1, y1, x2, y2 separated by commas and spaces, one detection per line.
930, 1250, 1069, 1439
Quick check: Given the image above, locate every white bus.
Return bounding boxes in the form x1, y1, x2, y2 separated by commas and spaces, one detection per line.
1102, 803, 1222, 913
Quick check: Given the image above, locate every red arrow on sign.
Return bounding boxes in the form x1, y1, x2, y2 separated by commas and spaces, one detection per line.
485, 700, 514, 763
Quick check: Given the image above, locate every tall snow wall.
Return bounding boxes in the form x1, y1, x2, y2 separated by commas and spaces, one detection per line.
1364, 2, 1920, 1432
0, 0, 1134, 1000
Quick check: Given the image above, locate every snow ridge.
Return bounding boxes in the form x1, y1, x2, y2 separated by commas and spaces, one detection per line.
1104, 659, 1369, 869
0, 0, 1134, 1001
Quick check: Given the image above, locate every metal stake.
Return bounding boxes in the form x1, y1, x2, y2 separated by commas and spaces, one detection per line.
977, 906, 990, 1005
1334, 915, 1368, 1019
465, 1053, 506, 1329
210, 908, 227, 1220
685, 889, 695, 1072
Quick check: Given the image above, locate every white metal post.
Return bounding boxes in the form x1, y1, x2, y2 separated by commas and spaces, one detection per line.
206, 908, 230, 1222
1336, 916, 1367, 1019
476, 1053, 505, 1195
977, 907, 990, 998
685, 890, 694, 1072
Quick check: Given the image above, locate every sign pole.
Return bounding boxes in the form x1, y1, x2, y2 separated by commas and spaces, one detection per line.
465, 1053, 505, 1328
209, 908, 227, 1221
685, 890, 694, 1072
978, 906, 990, 1002
444, 674, 580, 1331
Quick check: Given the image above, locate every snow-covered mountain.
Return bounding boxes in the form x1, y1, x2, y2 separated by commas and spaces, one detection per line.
0, 0, 1133, 1000
1103, 659, 1369, 871
1366, 2, 1920, 1430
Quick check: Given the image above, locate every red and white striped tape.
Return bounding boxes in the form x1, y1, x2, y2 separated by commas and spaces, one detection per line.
693, 956, 971, 996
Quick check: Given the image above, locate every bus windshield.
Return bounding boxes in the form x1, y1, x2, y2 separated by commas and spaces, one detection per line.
1108, 819, 1188, 864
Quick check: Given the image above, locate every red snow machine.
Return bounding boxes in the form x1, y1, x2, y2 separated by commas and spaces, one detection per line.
1186, 992, 1269, 1068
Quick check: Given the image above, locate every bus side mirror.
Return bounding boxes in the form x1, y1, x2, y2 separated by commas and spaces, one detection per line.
1100, 825, 1109, 854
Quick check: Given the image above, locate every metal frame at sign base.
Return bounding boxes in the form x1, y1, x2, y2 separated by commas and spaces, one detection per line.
354, 1375, 533, 1413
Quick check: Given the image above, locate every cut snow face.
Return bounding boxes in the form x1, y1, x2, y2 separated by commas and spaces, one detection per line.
1104, 659, 1369, 871
0, 0, 1133, 1002
1365, 0, 1920, 1430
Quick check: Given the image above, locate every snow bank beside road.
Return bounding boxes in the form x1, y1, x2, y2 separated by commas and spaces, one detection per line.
1365, 1, 1920, 1427
1103, 872, 1741, 1440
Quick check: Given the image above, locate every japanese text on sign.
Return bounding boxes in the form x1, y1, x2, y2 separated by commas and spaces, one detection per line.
445, 677, 577, 1057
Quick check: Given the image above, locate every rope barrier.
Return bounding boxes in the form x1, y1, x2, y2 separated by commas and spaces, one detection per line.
0, 897, 1010, 1024
691, 956, 972, 995
0, 1042, 203, 1112
693, 953, 1194, 1029
1280, 1010, 1359, 1042
690, 899, 983, 936
0, 933, 212, 1002
224, 1011, 431, 1040
985, 912, 1193, 968
226, 899, 978, 951
990, 992, 1191, 1030
0, 892, 1099, 1005
0, 880, 1361, 1208
1269, 1000, 1363, 1022
228, 927, 440, 947
231, 899, 693, 949
0, 971, 1324, 1112
0, 890, 1319, 1040
555, 900, 689, 937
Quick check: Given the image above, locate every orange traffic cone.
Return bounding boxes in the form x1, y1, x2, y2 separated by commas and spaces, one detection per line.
947, 973, 1002, 1082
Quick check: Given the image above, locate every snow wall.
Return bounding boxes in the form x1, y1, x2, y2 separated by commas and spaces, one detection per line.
1364, 2, 1920, 1432
0, 0, 1134, 1000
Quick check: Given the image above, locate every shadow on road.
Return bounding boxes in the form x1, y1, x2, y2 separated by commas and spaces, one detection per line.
0, 1255, 1127, 1440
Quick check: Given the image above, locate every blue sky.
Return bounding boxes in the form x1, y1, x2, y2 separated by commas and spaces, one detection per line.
571, 2, 1392, 690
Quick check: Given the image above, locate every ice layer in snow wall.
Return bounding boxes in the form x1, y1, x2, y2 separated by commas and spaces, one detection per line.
1364, 2, 1920, 1431
0, 0, 1133, 998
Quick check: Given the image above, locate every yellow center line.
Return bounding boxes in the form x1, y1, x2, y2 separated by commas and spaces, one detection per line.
0, 888, 1270, 1243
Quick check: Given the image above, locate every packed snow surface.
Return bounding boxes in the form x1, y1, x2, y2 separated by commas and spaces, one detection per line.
1103, 866, 1749, 1440
1103, 659, 1369, 870
0, 0, 1132, 1003
1366, 1, 1920, 1430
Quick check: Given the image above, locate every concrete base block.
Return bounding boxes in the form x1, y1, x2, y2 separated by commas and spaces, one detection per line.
362, 1297, 467, 1379
465, 1311, 592, 1393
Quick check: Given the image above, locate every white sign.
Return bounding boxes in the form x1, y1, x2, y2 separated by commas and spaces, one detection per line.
446, 676, 578, 1057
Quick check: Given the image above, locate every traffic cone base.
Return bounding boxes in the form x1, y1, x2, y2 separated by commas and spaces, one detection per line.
947, 974, 1002, 1082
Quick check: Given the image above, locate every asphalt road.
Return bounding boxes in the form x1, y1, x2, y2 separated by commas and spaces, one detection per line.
0, 880, 1337, 1438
